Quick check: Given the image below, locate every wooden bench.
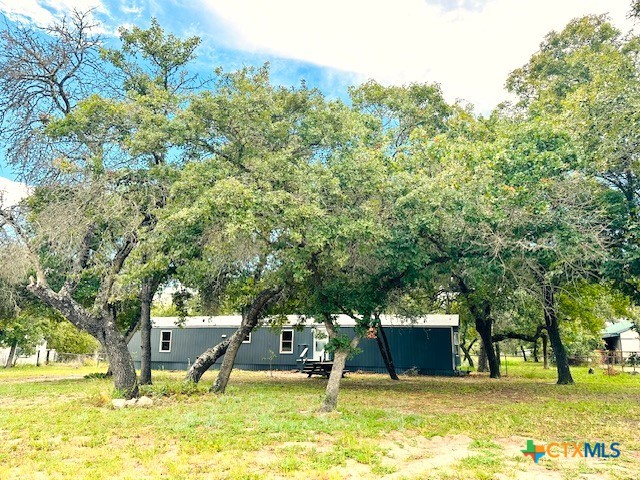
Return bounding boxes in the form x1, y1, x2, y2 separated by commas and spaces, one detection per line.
301, 361, 349, 378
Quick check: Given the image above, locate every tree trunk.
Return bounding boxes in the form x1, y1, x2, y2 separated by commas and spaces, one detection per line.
210, 287, 281, 394
320, 348, 349, 412
543, 284, 573, 385
25, 240, 139, 397
103, 308, 139, 398
477, 343, 488, 372
375, 323, 399, 380
520, 345, 527, 362
459, 338, 476, 368
185, 338, 230, 383
106, 317, 142, 377
542, 333, 549, 369
209, 317, 256, 394
319, 317, 362, 412
139, 277, 160, 385
4, 341, 17, 368
475, 315, 500, 378
532, 339, 539, 363
494, 341, 502, 374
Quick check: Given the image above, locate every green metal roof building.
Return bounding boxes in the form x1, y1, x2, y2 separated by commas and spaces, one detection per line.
602, 320, 639, 358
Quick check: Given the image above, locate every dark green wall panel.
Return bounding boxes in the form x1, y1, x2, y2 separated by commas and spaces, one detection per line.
129, 325, 458, 375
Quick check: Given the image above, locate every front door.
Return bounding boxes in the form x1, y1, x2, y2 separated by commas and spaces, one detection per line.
313, 327, 328, 361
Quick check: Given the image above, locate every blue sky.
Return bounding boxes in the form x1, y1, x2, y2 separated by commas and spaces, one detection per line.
0, 0, 634, 186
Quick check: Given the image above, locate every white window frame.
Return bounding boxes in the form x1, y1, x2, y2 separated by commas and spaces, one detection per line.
280, 329, 294, 354
159, 330, 172, 353
243, 332, 252, 344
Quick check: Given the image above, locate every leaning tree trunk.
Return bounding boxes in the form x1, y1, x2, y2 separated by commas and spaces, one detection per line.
319, 339, 362, 412
210, 287, 281, 394
460, 338, 476, 368
475, 314, 500, 378
319, 317, 362, 413
375, 323, 399, 380
27, 280, 139, 398
210, 322, 251, 394
320, 348, 349, 412
543, 284, 573, 384
139, 276, 160, 385
185, 338, 230, 383
4, 341, 17, 368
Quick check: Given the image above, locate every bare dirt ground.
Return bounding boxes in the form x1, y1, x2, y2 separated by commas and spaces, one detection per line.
262, 433, 633, 480
0, 375, 85, 384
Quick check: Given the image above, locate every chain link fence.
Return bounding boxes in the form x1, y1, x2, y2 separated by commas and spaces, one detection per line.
519, 350, 640, 372
53, 352, 107, 366
596, 350, 640, 373
463, 349, 640, 375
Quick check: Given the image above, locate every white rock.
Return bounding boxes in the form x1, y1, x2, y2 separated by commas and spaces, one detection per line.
124, 398, 137, 407
136, 396, 153, 407
112, 399, 126, 409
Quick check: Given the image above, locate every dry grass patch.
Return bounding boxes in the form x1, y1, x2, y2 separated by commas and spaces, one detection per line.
0, 361, 638, 479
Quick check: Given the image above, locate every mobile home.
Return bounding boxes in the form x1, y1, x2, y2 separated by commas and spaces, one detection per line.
129, 314, 461, 376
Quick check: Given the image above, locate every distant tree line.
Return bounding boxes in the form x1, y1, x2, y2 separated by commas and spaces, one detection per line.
1, 8, 640, 410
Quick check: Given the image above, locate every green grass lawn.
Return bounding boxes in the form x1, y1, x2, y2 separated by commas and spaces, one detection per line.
0, 361, 638, 479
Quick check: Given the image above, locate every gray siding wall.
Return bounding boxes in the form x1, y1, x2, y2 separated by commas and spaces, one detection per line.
129, 325, 459, 375
130, 326, 314, 371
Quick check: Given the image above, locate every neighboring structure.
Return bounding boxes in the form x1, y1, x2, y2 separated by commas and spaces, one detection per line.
0, 342, 49, 367
602, 320, 640, 359
129, 314, 461, 376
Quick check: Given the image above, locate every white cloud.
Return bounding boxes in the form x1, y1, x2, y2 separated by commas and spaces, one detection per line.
120, 1, 142, 16
0, 0, 105, 27
199, 0, 633, 113
0, 177, 30, 208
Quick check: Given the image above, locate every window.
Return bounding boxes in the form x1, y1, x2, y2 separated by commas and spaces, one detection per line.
280, 330, 294, 354
159, 330, 172, 352
243, 332, 252, 344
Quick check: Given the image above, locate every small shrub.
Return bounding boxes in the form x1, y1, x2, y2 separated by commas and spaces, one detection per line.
86, 391, 112, 407
84, 372, 110, 379
404, 366, 419, 376
371, 464, 397, 475
470, 439, 501, 450
139, 380, 206, 398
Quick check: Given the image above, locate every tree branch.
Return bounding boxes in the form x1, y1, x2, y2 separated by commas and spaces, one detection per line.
61, 223, 96, 295
27, 278, 101, 338
492, 324, 546, 343
94, 233, 137, 310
